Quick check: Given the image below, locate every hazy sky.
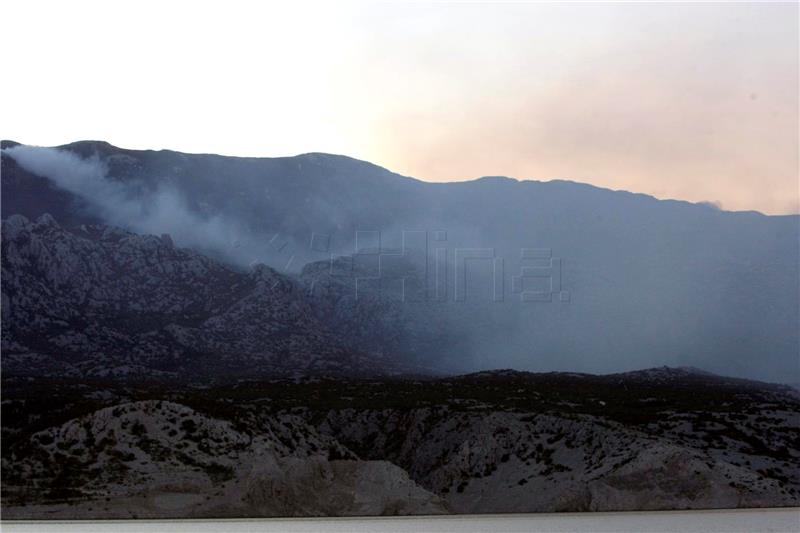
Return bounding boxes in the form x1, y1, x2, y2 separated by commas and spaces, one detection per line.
2, 1, 798, 214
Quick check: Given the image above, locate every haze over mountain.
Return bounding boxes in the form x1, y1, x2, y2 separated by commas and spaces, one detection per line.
2, 140, 798, 382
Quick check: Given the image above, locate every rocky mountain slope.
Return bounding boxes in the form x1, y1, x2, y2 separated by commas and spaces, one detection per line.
3, 141, 799, 382
299, 254, 459, 370
307, 368, 800, 512
1, 214, 396, 379
2, 368, 797, 517
319, 408, 796, 513
1, 400, 445, 518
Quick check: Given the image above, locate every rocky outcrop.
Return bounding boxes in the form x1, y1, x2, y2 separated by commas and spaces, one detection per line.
2, 369, 798, 517
312, 380, 800, 514
1, 401, 446, 518
0, 215, 392, 379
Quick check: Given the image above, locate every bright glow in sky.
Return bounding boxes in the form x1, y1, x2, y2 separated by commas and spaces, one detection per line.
2, 1, 798, 214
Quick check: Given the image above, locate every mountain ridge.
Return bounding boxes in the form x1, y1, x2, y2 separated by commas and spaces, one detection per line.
3, 139, 794, 217
2, 141, 797, 382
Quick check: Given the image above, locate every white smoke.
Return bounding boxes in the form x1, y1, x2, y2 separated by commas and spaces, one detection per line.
4, 145, 261, 267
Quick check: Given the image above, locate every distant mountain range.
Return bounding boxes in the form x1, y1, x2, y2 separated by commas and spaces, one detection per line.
2, 140, 798, 382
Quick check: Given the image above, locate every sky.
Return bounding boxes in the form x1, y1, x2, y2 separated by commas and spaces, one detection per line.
2, 1, 798, 215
